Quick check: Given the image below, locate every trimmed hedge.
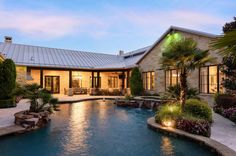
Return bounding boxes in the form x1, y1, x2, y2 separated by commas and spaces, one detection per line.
185, 99, 212, 122
0, 98, 16, 108
214, 94, 236, 109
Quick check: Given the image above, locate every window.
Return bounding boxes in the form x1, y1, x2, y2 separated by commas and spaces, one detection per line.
200, 65, 222, 94
72, 72, 82, 88
165, 69, 180, 89
108, 76, 118, 88
143, 71, 155, 90
90, 76, 101, 88
200, 67, 208, 93
45, 76, 60, 93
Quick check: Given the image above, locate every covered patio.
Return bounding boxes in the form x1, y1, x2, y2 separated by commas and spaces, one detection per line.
26, 67, 131, 96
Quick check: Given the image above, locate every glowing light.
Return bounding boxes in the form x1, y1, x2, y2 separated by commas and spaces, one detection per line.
162, 120, 174, 127
168, 106, 174, 112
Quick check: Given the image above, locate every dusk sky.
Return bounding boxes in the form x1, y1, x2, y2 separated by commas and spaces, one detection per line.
0, 0, 235, 54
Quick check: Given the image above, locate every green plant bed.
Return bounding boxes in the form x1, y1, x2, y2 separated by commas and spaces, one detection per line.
155, 99, 212, 137
0, 98, 16, 108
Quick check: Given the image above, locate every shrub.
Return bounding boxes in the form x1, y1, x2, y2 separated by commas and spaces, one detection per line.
0, 98, 16, 108
155, 103, 181, 126
14, 83, 58, 112
213, 105, 224, 114
130, 67, 143, 96
176, 118, 211, 137
214, 93, 236, 109
185, 99, 212, 122
222, 108, 236, 119
0, 59, 16, 99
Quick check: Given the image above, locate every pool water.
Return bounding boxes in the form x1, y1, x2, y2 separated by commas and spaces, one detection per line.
0, 100, 214, 156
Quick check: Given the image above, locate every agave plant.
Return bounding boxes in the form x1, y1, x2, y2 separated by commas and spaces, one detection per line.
15, 83, 58, 112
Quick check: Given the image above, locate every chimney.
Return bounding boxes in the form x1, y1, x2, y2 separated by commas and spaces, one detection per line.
4, 36, 12, 43
119, 50, 124, 56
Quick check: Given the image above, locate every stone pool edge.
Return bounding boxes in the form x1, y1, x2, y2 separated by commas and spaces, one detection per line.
147, 117, 236, 156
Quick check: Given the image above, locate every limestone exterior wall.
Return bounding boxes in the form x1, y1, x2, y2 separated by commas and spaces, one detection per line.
138, 30, 223, 94
16, 66, 27, 85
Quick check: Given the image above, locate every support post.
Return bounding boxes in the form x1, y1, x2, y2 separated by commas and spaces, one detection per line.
40, 68, 43, 88
69, 70, 72, 88
97, 71, 100, 88
122, 71, 125, 89
126, 70, 130, 88
91, 71, 94, 88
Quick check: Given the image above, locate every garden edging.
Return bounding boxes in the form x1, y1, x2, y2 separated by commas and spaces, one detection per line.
147, 117, 236, 156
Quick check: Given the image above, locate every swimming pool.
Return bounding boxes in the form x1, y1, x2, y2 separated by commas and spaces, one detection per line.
0, 100, 214, 156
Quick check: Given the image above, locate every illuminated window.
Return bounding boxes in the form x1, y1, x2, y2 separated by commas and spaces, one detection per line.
143, 71, 155, 90
165, 69, 180, 89
108, 76, 118, 88
72, 72, 82, 88
199, 65, 223, 94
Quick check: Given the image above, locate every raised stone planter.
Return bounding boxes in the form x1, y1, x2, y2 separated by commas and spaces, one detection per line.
147, 117, 236, 156
14, 110, 51, 130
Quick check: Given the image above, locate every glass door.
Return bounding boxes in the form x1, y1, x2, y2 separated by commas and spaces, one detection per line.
45, 76, 60, 93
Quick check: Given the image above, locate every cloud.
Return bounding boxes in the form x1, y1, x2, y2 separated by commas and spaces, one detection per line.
0, 6, 226, 40
112, 9, 225, 35
0, 9, 106, 39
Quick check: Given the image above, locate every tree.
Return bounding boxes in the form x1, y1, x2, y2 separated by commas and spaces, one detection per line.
0, 59, 16, 99
211, 17, 236, 95
130, 67, 143, 96
223, 17, 236, 33
160, 34, 214, 111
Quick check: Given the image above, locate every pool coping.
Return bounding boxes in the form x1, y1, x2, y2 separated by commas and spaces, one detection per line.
0, 125, 26, 137
58, 96, 121, 103
147, 117, 236, 156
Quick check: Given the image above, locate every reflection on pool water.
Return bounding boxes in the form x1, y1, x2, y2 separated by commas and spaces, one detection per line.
0, 100, 214, 156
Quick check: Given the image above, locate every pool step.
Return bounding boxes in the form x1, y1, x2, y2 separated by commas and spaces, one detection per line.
0, 125, 25, 137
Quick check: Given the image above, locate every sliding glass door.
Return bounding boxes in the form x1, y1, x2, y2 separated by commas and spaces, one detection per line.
45, 76, 60, 93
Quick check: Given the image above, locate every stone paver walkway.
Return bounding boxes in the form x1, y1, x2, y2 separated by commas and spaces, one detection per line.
211, 112, 236, 151
0, 99, 30, 128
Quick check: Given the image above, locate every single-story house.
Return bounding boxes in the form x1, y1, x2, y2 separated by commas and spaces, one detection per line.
0, 26, 223, 95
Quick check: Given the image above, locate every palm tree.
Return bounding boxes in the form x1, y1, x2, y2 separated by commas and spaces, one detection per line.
14, 83, 58, 112
211, 30, 236, 61
160, 35, 215, 111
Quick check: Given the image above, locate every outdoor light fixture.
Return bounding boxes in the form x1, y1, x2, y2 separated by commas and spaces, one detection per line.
162, 120, 174, 128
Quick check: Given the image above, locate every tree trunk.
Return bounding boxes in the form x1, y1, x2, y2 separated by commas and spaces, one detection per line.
180, 68, 187, 112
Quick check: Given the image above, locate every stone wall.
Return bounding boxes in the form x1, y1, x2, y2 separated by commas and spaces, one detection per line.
138, 30, 223, 94
16, 66, 27, 85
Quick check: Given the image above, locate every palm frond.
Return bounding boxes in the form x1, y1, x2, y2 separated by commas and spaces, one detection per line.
211, 30, 236, 58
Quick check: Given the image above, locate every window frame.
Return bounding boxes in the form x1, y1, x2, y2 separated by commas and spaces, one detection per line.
165, 69, 180, 90
199, 64, 221, 94
142, 71, 155, 91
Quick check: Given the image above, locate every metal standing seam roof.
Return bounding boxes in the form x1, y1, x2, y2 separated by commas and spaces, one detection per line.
0, 42, 149, 70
